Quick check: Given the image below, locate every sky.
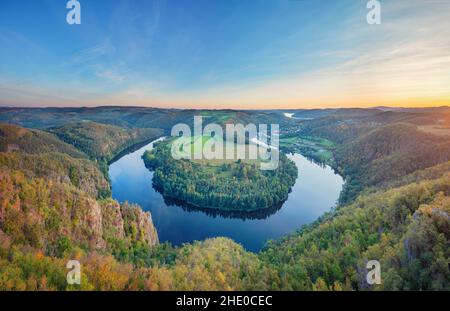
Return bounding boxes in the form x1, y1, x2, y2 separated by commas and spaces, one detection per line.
0, 0, 449, 109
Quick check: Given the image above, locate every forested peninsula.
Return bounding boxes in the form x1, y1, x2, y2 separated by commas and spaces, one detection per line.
143, 139, 298, 211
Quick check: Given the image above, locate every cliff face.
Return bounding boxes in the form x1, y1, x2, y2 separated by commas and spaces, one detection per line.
120, 202, 159, 246
102, 200, 159, 247
0, 167, 158, 254
83, 199, 159, 250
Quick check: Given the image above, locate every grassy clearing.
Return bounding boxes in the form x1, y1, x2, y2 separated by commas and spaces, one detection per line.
418, 125, 450, 137
172, 135, 266, 166
280, 135, 335, 164
199, 110, 237, 122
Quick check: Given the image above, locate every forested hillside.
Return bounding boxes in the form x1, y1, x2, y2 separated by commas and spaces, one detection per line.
260, 173, 450, 290
47, 121, 162, 178
335, 123, 450, 203
0, 152, 110, 199
0, 107, 285, 132
0, 122, 160, 289
0, 123, 86, 158
49, 121, 162, 163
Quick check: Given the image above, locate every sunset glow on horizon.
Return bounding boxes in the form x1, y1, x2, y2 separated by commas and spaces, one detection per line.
1, 0, 450, 109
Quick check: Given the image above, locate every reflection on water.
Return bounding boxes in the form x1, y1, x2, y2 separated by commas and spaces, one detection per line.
161, 195, 284, 220
109, 139, 344, 252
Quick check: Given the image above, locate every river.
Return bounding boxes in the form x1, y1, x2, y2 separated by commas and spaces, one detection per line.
109, 138, 344, 252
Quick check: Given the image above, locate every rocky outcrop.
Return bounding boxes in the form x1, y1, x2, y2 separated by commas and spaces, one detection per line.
135, 210, 159, 246
101, 200, 126, 240
120, 202, 159, 247
85, 198, 107, 249
0, 166, 158, 256
100, 199, 159, 248
76, 198, 159, 250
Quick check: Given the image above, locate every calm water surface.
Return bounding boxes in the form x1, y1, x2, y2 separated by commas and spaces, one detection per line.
109, 139, 344, 252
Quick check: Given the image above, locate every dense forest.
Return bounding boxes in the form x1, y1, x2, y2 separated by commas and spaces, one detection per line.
49, 121, 162, 178
142, 139, 298, 211
293, 111, 450, 203
0, 123, 86, 158
0, 107, 449, 290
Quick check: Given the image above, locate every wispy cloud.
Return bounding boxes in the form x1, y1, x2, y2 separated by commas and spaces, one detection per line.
62, 39, 133, 84
69, 39, 115, 64
92, 64, 129, 83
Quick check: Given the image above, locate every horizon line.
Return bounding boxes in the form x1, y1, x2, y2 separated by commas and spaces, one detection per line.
1, 104, 450, 111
